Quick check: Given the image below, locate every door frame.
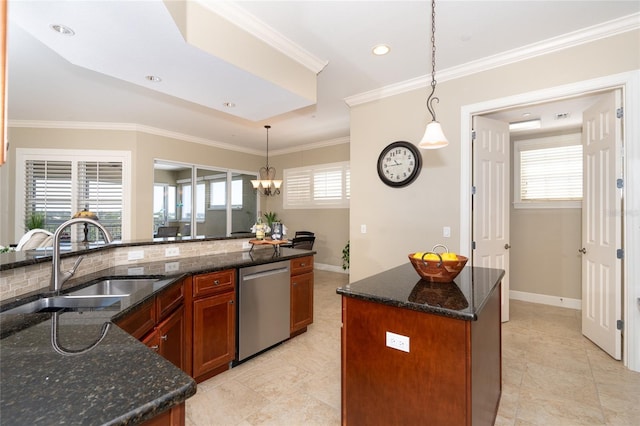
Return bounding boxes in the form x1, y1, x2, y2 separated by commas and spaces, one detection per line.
459, 70, 640, 372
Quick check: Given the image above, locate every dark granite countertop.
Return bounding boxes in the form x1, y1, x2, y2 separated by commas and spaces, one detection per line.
337, 264, 504, 321
0, 246, 314, 425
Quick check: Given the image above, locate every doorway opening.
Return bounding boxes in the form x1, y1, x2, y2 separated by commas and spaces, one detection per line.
460, 71, 639, 370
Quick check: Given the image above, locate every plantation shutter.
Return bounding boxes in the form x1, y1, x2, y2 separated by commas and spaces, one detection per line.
77, 161, 123, 240
283, 161, 350, 208
24, 160, 73, 233
284, 169, 312, 207
313, 165, 344, 203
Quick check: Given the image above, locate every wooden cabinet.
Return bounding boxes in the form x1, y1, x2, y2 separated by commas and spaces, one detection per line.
290, 256, 314, 335
143, 305, 186, 371
191, 269, 236, 382
116, 278, 188, 373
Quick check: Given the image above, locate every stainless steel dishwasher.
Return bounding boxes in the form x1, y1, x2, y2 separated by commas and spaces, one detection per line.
237, 260, 290, 362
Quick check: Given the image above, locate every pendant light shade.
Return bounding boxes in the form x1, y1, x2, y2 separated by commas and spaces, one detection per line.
420, 0, 448, 150
419, 121, 448, 149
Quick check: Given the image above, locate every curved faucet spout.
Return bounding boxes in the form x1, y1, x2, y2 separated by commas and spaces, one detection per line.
51, 218, 113, 292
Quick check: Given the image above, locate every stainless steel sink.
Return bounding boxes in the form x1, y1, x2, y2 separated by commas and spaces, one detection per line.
67, 278, 159, 297
1, 295, 124, 315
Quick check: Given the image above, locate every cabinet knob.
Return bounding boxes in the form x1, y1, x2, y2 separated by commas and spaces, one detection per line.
214, 280, 220, 285
300, 263, 306, 267
161, 334, 168, 341
229, 300, 234, 304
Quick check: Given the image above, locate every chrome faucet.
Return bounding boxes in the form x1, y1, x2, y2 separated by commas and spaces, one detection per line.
51, 217, 113, 292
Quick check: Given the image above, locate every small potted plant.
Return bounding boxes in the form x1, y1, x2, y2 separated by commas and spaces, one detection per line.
342, 240, 350, 271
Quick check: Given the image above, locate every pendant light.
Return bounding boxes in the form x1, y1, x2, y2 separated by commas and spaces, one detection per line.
419, 0, 448, 149
251, 125, 282, 196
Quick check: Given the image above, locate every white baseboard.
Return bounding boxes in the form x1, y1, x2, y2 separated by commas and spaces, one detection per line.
314, 263, 349, 274
510, 290, 581, 310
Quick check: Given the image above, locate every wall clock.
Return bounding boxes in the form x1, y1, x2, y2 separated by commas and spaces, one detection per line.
377, 141, 422, 187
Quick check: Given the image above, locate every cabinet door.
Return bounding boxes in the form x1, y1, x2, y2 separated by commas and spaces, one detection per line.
192, 291, 235, 379
115, 298, 156, 340
291, 271, 314, 334
157, 305, 186, 372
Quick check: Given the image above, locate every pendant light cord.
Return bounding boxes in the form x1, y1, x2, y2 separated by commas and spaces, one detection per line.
265, 125, 271, 168
426, 0, 439, 122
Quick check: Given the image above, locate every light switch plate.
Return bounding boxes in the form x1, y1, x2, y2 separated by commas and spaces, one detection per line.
128, 250, 144, 261
165, 247, 180, 257
386, 331, 410, 353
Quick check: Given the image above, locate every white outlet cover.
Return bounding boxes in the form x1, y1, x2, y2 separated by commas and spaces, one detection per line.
386, 331, 410, 353
128, 250, 144, 261
165, 262, 180, 272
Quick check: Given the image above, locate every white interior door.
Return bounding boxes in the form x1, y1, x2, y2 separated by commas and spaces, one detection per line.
472, 116, 511, 322
581, 89, 623, 360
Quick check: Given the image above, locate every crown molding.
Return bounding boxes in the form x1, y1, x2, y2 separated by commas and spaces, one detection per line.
271, 136, 350, 156
345, 12, 640, 107
7, 120, 349, 156
8, 120, 264, 156
198, 0, 329, 74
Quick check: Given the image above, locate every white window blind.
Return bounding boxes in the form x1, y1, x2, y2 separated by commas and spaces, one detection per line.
18, 149, 129, 242
284, 161, 350, 209
77, 161, 123, 240
514, 134, 582, 208
25, 160, 73, 232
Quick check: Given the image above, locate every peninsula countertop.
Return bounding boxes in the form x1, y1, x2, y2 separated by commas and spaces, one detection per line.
336, 263, 505, 320
0, 246, 314, 425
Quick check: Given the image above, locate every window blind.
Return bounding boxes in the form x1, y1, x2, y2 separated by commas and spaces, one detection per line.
25, 160, 73, 233
77, 161, 123, 240
284, 161, 350, 209
519, 144, 582, 201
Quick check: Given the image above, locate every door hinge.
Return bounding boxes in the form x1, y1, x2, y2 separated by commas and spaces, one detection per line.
617, 249, 624, 259
472, 241, 477, 250
472, 130, 477, 140
617, 107, 624, 119
617, 319, 624, 331
472, 186, 477, 195
617, 178, 624, 189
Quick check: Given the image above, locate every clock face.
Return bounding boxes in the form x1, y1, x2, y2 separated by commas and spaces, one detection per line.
377, 141, 422, 187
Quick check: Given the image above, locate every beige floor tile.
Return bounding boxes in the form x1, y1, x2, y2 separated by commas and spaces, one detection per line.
186, 270, 639, 426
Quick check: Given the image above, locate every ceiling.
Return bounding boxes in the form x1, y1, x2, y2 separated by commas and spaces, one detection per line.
7, 1, 640, 154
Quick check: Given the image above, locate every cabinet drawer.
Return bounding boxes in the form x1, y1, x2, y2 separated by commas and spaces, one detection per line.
115, 298, 156, 339
157, 280, 184, 320
291, 256, 314, 276
193, 270, 235, 298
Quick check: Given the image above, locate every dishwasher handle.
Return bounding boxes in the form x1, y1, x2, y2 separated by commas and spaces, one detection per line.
242, 267, 289, 281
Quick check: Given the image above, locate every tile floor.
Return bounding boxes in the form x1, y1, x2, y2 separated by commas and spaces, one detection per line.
186, 270, 640, 425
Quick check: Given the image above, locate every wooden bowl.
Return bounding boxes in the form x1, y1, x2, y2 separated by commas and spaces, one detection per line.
408, 253, 468, 283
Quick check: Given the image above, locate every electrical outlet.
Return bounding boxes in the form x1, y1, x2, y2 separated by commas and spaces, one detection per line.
128, 250, 144, 261
165, 262, 180, 273
443, 226, 451, 238
386, 331, 410, 353
127, 267, 144, 275
165, 247, 180, 257
242, 241, 252, 250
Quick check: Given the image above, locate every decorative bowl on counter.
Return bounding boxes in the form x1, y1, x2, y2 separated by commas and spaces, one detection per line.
408, 251, 468, 283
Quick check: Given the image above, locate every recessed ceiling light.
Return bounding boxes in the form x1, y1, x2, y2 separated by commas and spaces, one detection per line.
372, 44, 391, 56
509, 119, 541, 132
223, 102, 236, 108
145, 75, 162, 82
50, 24, 75, 36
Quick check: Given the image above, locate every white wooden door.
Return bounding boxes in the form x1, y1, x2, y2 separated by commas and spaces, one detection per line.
581, 90, 623, 360
472, 116, 511, 322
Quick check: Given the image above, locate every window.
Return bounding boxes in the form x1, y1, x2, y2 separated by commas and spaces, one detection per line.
514, 134, 582, 209
17, 149, 130, 241
209, 179, 243, 209
180, 182, 206, 221
283, 161, 350, 209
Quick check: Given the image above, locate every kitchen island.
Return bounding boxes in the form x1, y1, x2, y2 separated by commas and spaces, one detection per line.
337, 264, 504, 426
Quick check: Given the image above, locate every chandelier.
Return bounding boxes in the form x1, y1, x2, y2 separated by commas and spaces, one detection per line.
251, 125, 282, 196
419, 0, 448, 149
